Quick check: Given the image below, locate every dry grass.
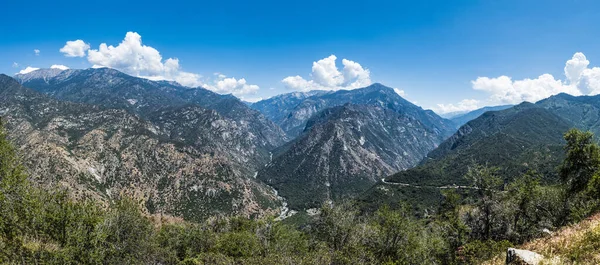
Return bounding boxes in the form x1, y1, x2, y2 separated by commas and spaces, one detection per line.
484, 213, 600, 265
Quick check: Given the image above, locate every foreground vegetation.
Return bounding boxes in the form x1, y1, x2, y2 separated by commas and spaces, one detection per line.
484, 212, 600, 264
2, 122, 600, 264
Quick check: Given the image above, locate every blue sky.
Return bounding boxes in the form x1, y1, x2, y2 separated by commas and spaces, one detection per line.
2, 0, 600, 113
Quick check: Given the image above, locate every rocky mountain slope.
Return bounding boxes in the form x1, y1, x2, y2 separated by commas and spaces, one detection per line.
258, 104, 442, 209
252, 83, 456, 139
386, 102, 571, 187
0, 74, 280, 221
15, 68, 288, 173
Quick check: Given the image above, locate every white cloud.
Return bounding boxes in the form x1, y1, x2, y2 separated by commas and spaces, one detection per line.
565, 52, 589, 85
311, 55, 344, 87
204, 75, 260, 97
282, 55, 372, 91
341, 58, 372, 88
282, 75, 315, 91
18, 67, 40, 74
12, 62, 18, 68
434, 99, 480, 114
471, 74, 580, 105
434, 52, 600, 114
580, 67, 600, 95
50, 64, 69, 70
87, 32, 168, 76
59, 40, 90, 57
82, 32, 204, 87
34, 49, 40, 56
240, 96, 263, 103
393, 88, 405, 97
173, 71, 203, 88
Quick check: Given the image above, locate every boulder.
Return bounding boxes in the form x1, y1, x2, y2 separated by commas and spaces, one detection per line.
506, 248, 544, 265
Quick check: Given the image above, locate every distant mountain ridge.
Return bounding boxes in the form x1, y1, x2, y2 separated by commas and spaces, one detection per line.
449, 105, 514, 128
252, 83, 456, 139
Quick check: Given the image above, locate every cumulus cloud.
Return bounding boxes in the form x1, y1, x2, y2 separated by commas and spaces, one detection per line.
18, 67, 40, 74
241, 96, 263, 103
393, 88, 406, 97
434, 99, 481, 114
471, 74, 581, 104
282, 55, 372, 91
50, 64, 69, 70
433, 52, 600, 114
60, 40, 90, 57
204, 75, 260, 97
34, 49, 40, 56
58, 32, 260, 96
580, 67, 600, 95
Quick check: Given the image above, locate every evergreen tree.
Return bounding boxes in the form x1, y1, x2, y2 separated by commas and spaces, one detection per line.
560, 129, 600, 195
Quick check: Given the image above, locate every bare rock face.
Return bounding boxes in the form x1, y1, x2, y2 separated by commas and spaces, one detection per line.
506, 248, 544, 265
0, 74, 281, 222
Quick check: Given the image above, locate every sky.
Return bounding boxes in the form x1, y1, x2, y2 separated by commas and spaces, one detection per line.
2, 0, 600, 113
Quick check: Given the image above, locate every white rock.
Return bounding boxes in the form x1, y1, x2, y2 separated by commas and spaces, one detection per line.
506, 248, 544, 265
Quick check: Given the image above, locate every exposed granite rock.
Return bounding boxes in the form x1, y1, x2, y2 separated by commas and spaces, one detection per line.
506, 248, 544, 265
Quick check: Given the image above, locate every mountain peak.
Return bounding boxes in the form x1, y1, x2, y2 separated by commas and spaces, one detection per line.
13, 68, 72, 84
359, 83, 396, 93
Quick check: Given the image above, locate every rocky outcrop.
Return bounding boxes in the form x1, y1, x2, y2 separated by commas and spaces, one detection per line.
506, 248, 544, 265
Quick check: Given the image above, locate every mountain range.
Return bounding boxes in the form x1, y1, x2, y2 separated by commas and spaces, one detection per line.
8, 66, 599, 221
